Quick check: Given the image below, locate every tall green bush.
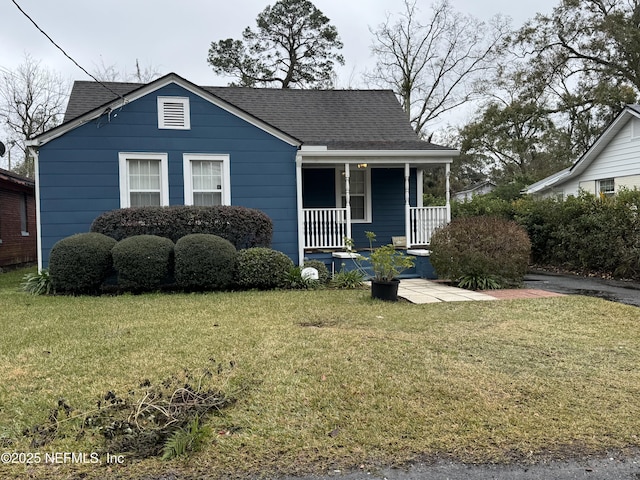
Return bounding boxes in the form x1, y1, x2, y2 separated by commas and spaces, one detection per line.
112, 235, 175, 291
430, 216, 531, 289
49, 233, 117, 294
513, 190, 640, 278
452, 195, 515, 220
174, 234, 237, 291
235, 248, 294, 290
449, 188, 640, 279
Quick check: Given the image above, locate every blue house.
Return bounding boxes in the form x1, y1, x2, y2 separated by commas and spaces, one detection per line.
28, 73, 458, 272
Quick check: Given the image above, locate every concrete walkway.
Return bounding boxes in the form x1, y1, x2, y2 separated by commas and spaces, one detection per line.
397, 278, 565, 304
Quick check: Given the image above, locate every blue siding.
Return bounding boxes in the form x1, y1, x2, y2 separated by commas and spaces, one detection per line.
38, 83, 299, 267
299, 167, 418, 248
351, 168, 417, 248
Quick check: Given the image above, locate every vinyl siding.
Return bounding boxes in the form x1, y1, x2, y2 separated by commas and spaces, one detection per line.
561, 118, 640, 196
38, 83, 298, 267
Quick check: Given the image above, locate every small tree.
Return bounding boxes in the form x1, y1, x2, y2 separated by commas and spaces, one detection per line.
207, 0, 344, 88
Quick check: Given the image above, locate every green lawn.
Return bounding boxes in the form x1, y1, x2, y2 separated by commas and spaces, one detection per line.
1, 267, 639, 479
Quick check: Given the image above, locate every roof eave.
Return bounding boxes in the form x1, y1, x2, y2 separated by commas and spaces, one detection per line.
523, 168, 571, 194
569, 105, 640, 176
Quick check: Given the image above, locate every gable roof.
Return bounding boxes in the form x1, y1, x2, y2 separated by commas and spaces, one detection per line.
51, 73, 452, 152
453, 180, 496, 196
524, 104, 640, 194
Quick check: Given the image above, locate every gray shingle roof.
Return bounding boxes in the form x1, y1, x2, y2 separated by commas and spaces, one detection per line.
62, 78, 452, 151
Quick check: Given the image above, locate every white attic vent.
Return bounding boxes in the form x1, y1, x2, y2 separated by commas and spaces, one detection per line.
158, 96, 190, 129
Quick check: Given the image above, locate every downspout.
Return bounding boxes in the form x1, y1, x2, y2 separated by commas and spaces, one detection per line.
404, 163, 411, 248
28, 144, 43, 272
296, 154, 304, 266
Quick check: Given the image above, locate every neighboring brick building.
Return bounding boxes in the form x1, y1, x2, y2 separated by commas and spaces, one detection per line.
0, 168, 37, 269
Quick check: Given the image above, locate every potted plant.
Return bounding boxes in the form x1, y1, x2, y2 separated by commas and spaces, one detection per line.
365, 232, 415, 301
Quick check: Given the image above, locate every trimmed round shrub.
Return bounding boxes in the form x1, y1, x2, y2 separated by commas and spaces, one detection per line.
174, 234, 237, 291
49, 232, 117, 294
91, 206, 272, 249
112, 235, 175, 291
430, 216, 531, 289
235, 248, 294, 290
302, 259, 330, 284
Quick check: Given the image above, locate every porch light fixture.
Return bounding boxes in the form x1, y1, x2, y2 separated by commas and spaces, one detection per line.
357, 163, 368, 169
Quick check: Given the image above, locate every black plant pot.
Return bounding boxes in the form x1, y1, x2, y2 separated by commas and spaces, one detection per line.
371, 278, 400, 302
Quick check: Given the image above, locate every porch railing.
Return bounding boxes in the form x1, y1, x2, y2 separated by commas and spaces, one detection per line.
303, 208, 348, 249
303, 206, 449, 250
409, 206, 449, 246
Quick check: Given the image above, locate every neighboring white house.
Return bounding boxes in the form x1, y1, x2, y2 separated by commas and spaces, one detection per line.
452, 180, 496, 202
524, 105, 640, 198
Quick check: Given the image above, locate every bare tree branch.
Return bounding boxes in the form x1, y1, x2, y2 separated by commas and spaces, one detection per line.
366, 0, 510, 137
0, 54, 69, 176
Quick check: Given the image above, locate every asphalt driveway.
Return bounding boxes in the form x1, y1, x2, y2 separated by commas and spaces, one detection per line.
524, 271, 640, 307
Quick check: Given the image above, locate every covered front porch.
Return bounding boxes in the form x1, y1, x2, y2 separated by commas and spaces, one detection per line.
295, 148, 455, 263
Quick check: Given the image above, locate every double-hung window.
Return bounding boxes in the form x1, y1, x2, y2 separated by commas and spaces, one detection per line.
336, 167, 371, 222
598, 178, 615, 197
183, 154, 231, 206
119, 153, 169, 208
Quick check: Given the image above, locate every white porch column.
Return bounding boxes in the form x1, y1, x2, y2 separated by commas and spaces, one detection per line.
296, 155, 304, 265
344, 163, 352, 242
417, 169, 424, 208
404, 163, 411, 248
445, 162, 451, 222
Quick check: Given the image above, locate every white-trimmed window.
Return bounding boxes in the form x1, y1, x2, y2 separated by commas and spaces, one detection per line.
157, 96, 190, 130
598, 178, 615, 197
20, 193, 29, 236
183, 154, 231, 206
336, 167, 371, 222
118, 153, 169, 208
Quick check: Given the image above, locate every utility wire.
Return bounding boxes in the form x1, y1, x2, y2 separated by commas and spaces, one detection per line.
10, 0, 126, 101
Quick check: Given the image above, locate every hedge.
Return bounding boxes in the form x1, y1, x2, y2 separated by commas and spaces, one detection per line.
49, 232, 117, 294
235, 248, 294, 290
111, 235, 175, 291
91, 206, 272, 249
174, 234, 237, 291
453, 189, 640, 280
513, 190, 640, 278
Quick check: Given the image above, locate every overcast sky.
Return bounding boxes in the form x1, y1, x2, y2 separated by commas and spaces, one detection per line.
3, 0, 559, 86
1, 0, 559, 168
